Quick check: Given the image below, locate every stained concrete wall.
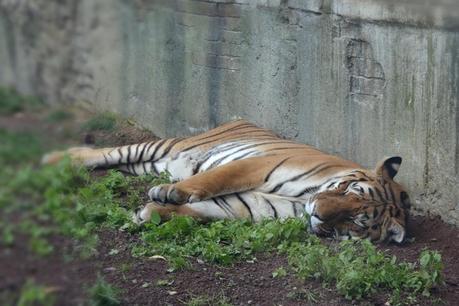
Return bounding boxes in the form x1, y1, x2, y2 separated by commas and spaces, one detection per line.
1, 0, 458, 224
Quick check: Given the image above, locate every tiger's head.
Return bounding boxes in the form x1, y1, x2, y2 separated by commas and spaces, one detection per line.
305, 156, 411, 243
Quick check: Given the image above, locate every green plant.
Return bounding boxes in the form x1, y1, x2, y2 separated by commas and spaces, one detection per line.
88, 276, 120, 306
272, 267, 287, 278
0, 87, 42, 114
46, 109, 73, 122
82, 113, 117, 131
184, 293, 232, 306
285, 239, 443, 301
17, 279, 55, 306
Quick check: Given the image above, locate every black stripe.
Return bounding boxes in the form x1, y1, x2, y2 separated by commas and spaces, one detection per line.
127, 145, 132, 163
206, 142, 271, 169
374, 188, 384, 202
293, 186, 320, 197
195, 142, 243, 172
142, 162, 147, 174
264, 146, 307, 152
264, 157, 292, 182
268, 163, 329, 193
368, 188, 375, 200
388, 185, 396, 203
143, 141, 157, 160
117, 148, 123, 164
155, 138, 185, 161
190, 122, 254, 142
134, 144, 140, 162
383, 184, 389, 201
151, 163, 159, 175
263, 197, 278, 218
182, 131, 277, 153
292, 202, 299, 217
232, 150, 257, 161
137, 143, 148, 162
148, 139, 168, 161
102, 153, 109, 166
213, 198, 234, 217
182, 124, 255, 152
219, 197, 237, 218
236, 194, 253, 221
131, 163, 138, 176
351, 170, 371, 180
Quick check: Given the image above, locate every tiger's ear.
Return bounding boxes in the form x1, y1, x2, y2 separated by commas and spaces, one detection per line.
375, 156, 402, 180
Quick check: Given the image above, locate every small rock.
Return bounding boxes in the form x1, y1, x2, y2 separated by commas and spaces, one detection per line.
103, 267, 116, 272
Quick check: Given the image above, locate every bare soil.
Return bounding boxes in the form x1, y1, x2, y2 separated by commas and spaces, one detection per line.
1, 110, 458, 306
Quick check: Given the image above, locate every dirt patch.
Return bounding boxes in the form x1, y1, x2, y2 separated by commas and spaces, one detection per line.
1, 110, 458, 306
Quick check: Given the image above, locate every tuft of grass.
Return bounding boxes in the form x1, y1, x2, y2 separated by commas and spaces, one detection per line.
46, 109, 73, 123
184, 293, 232, 306
0, 87, 43, 115
17, 279, 55, 306
88, 276, 120, 306
285, 238, 443, 302
0, 129, 43, 164
82, 113, 117, 132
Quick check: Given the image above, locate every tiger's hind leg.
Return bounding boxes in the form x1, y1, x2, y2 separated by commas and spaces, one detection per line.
41, 138, 197, 179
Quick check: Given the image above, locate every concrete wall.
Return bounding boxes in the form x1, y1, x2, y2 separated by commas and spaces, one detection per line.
1, 0, 458, 225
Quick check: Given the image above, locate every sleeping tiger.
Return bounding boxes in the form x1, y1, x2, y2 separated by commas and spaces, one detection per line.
42, 120, 410, 243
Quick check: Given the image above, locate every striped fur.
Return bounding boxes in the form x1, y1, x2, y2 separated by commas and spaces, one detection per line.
42, 120, 410, 243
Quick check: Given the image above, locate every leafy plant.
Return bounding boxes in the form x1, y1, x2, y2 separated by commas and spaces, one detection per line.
0, 87, 43, 115
184, 293, 232, 306
17, 279, 55, 306
88, 276, 120, 306
82, 113, 117, 132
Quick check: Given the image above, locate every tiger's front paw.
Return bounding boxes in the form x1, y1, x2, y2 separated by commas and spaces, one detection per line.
148, 184, 206, 205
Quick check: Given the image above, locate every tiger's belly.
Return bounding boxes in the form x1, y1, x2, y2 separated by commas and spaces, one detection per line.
179, 191, 307, 222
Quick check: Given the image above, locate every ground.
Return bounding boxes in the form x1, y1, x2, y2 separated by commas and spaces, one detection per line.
0, 105, 458, 306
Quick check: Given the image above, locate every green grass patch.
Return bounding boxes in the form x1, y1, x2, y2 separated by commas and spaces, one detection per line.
88, 276, 120, 306
184, 293, 232, 306
17, 279, 55, 306
82, 113, 117, 132
46, 109, 74, 123
0, 87, 43, 115
0, 129, 43, 164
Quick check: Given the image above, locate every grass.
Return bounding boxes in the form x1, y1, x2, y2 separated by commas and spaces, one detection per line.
17, 279, 56, 306
88, 276, 120, 306
184, 293, 232, 306
46, 109, 74, 123
0, 87, 43, 115
82, 113, 118, 132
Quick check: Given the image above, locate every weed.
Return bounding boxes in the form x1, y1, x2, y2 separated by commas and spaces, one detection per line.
46, 109, 73, 122
17, 279, 55, 306
0, 87, 43, 115
0, 129, 43, 164
88, 276, 120, 306
184, 293, 232, 306
82, 113, 117, 132
272, 267, 287, 278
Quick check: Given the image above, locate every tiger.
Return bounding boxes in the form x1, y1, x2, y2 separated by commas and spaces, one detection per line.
42, 119, 411, 243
